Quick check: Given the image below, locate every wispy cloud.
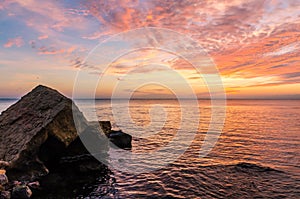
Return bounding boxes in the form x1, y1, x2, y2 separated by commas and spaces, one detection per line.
38, 35, 48, 40
37, 46, 76, 55
3, 36, 24, 48
264, 42, 300, 57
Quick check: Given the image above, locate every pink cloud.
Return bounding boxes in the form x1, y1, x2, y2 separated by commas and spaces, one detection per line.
82, 0, 299, 55
2, 0, 92, 37
4, 36, 24, 48
79, 0, 300, 90
38, 46, 76, 55
38, 35, 48, 40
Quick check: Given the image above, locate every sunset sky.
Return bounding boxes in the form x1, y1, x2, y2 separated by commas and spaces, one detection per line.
0, 0, 299, 99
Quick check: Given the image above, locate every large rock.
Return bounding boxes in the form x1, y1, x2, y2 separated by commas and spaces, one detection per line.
0, 85, 90, 180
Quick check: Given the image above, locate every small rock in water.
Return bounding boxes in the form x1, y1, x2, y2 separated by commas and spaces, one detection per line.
0, 170, 8, 186
98, 121, 132, 149
12, 181, 21, 186
12, 185, 32, 199
109, 130, 132, 149
28, 181, 40, 189
0, 190, 11, 199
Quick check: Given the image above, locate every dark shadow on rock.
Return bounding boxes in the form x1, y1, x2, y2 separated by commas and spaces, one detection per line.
32, 124, 113, 198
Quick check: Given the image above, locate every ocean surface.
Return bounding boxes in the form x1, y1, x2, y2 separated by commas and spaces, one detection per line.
1, 99, 299, 198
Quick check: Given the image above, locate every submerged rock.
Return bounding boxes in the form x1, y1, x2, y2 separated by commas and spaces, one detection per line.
234, 162, 279, 173
27, 181, 40, 190
0, 85, 90, 181
0, 190, 10, 199
12, 185, 32, 199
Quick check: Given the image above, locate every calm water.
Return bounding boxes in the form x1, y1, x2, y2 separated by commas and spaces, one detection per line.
1, 99, 299, 198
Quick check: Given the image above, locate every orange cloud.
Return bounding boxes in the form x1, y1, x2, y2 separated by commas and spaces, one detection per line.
212, 29, 300, 84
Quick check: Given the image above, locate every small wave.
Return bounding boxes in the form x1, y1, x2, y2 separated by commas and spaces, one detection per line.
233, 162, 284, 173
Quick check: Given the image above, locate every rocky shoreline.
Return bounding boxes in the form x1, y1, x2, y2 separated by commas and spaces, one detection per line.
0, 85, 131, 198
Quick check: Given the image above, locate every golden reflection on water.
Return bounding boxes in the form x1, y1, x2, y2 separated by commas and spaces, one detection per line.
75, 99, 299, 172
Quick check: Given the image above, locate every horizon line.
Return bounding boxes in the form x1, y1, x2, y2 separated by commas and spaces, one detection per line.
1, 98, 300, 100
